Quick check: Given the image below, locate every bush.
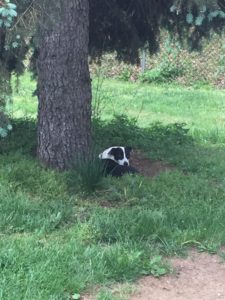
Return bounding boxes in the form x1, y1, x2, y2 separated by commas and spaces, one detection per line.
92, 114, 142, 148
144, 122, 191, 146
140, 62, 184, 83
93, 116, 192, 157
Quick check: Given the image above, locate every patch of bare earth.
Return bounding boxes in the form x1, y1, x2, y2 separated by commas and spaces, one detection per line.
130, 150, 174, 177
82, 250, 225, 300
131, 250, 225, 300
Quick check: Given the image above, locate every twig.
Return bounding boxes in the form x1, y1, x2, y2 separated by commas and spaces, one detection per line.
10, 0, 36, 31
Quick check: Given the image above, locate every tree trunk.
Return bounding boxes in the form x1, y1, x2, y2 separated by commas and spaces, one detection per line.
37, 0, 91, 170
0, 28, 11, 128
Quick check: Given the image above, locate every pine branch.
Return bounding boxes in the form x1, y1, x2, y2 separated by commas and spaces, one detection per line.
10, 0, 36, 31
218, 0, 225, 11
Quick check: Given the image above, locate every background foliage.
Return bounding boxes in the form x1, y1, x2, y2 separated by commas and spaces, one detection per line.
90, 31, 225, 88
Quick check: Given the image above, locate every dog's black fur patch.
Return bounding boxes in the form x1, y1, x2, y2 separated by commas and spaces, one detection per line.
103, 159, 138, 177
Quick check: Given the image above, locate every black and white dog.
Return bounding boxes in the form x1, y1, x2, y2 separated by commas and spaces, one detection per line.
99, 146, 138, 177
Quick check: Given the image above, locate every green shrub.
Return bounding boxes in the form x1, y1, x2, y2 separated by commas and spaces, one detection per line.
143, 122, 192, 146
93, 114, 144, 148
117, 67, 132, 81
140, 63, 184, 83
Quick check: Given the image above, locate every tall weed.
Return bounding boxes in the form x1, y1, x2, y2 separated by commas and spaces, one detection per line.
67, 151, 104, 194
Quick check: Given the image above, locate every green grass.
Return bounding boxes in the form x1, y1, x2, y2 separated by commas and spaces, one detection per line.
92, 78, 225, 143
9, 73, 225, 144
1, 73, 225, 299
7, 73, 37, 118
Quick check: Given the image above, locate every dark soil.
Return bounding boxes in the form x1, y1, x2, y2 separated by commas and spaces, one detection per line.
130, 150, 173, 177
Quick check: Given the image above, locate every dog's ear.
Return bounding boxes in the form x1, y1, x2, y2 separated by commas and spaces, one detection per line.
108, 147, 117, 156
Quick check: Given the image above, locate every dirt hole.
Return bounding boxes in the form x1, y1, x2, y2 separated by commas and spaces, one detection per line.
130, 149, 173, 177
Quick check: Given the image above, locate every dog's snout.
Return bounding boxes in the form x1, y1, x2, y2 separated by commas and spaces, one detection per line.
123, 161, 128, 166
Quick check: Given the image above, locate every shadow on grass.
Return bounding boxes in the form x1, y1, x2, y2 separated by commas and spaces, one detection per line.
1, 115, 225, 183
1, 116, 225, 253
1, 117, 225, 299
93, 115, 225, 183
0, 118, 37, 156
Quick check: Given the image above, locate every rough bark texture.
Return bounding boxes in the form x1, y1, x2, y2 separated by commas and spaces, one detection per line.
37, 0, 91, 170
0, 28, 11, 126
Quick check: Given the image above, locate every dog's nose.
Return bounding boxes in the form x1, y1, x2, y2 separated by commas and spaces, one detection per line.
123, 162, 128, 166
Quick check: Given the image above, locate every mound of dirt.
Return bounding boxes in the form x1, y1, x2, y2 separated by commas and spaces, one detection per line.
130, 150, 173, 177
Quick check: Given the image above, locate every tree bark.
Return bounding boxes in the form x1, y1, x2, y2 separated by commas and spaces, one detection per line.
37, 0, 91, 170
0, 28, 11, 127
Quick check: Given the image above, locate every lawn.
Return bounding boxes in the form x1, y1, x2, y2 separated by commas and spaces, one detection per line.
1, 73, 225, 299
10, 73, 225, 143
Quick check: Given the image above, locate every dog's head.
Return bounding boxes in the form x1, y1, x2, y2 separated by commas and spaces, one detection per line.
99, 146, 132, 166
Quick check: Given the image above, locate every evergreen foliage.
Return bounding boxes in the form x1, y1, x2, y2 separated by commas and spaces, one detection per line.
0, 0, 34, 135
1, 0, 225, 73
89, 0, 225, 62
1, 0, 225, 138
